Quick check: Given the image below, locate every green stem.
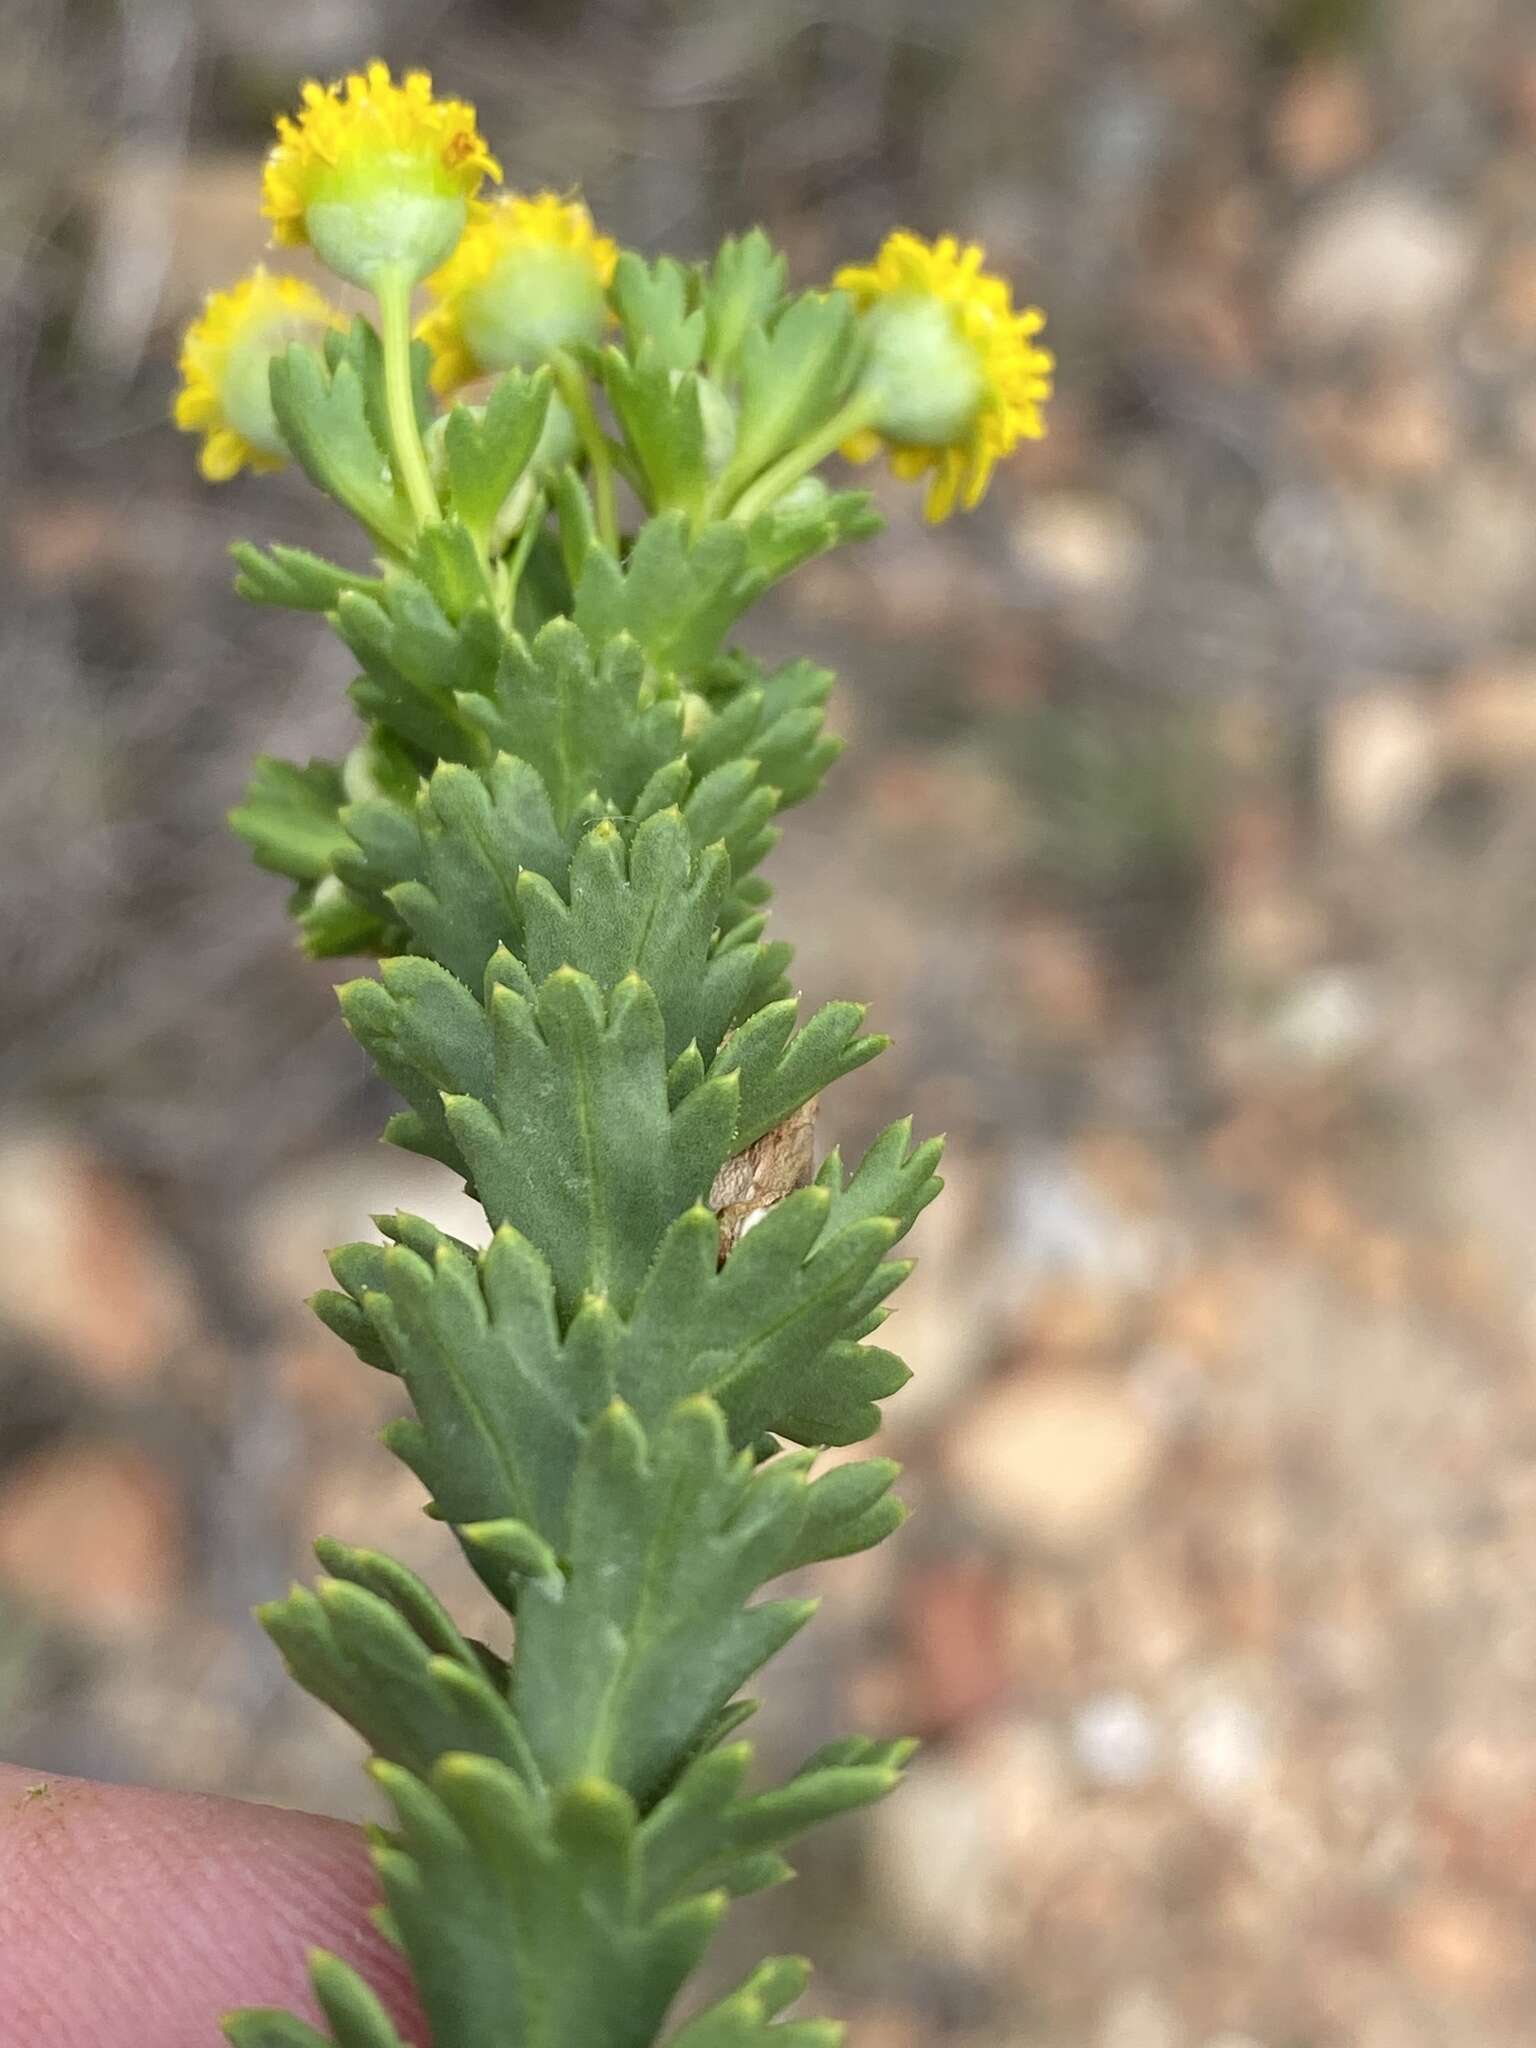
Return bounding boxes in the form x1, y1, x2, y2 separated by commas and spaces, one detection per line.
502, 488, 547, 626
374, 265, 440, 529
553, 352, 619, 554
725, 390, 879, 527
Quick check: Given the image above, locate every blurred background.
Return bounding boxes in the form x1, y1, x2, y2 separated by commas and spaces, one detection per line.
10, 0, 1536, 2041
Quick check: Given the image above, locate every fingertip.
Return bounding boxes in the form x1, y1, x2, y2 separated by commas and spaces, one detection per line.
0, 1763, 423, 2046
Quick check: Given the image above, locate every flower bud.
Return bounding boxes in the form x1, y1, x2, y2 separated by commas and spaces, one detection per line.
859, 294, 986, 448
174, 269, 343, 481
263, 62, 500, 288
835, 231, 1052, 521
420, 194, 617, 392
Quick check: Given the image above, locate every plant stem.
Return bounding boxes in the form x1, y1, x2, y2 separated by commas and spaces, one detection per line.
375, 265, 441, 529
725, 390, 879, 527
553, 352, 619, 553
502, 489, 547, 626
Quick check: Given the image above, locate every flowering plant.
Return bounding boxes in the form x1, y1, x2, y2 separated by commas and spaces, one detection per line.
179, 61, 1050, 2048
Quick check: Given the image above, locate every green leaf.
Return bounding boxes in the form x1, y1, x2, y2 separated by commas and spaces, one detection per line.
611, 252, 707, 372
257, 1560, 534, 1783
295, 873, 401, 960
230, 541, 384, 611
668, 1958, 840, 2048
616, 1193, 896, 1447
310, 1952, 413, 2048
442, 369, 553, 543
601, 350, 712, 517
612, 1120, 939, 1448
446, 967, 740, 1317
709, 997, 887, 1150
336, 579, 499, 766
409, 518, 495, 623
459, 617, 685, 828
328, 1217, 611, 1545
519, 809, 775, 1063
338, 755, 576, 991
225, 2012, 335, 2048
230, 757, 350, 884
508, 1398, 815, 1806
702, 231, 788, 383
338, 953, 493, 1174
642, 1737, 909, 1913
268, 341, 414, 552
687, 657, 842, 815
720, 293, 864, 503
680, 759, 782, 889
369, 1756, 722, 2048
742, 488, 884, 586
573, 515, 761, 675
814, 1115, 945, 1239
324, 316, 434, 458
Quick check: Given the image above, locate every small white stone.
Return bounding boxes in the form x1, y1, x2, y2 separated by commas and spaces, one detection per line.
1177, 1692, 1272, 1804
1279, 184, 1473, 345
1071, 1690, 1163, 1788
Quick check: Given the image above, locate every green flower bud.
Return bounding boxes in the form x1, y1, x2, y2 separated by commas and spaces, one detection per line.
860, 294, 986, 448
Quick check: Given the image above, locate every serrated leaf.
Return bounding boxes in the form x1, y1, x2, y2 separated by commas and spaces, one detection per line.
601, 350, 713, 517
409, 518, 495, 623
336, 579, 499, 766
230, 756, 350, 883
337, 755, 576, 990
703, 231, 788, 382
615, 1193, 895, 1446
686, 656, 842, 816
612, 1119, 938, 1448
741, 489, 883, 586
230, 541, 384, 611
339, 954, 492, 1175
641, 1735, 906, 1912
225, 2012, 335, 2048
309, 1952, 412, 2048
718, 293, 864, 508
324, 316, 434, 459
509, 1398, 816, 1806
573, 515, 761, 675
442, 369, 552, 543
295, 872, 399, 959
257, 1566, 534, 1783
668, 1965, 840, 2048
268, 341, 414, 552
459, 617, 685, 827
710, 997, 886, 1150
519, 809, 768, 1063
448, 968, 740, 1317
611, 251, 707, 371
369, 1755, 722, 2048
329, 1219, 611, 1547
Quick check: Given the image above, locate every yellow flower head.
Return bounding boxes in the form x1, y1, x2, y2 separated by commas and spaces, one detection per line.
262, 61, 501, 287
834, 231, 1053, 521
173, 268, 343, 482
418, 191, 618, 393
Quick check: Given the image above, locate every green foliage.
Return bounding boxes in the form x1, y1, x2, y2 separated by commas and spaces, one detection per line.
230, 542, 384, 611
439, 369, 553, 546
716, 292, 865, 509
268, 324, 428, 553
220, 212, 934, 2048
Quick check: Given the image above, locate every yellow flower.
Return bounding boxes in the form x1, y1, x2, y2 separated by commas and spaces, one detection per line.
173, 268, 343, 482
262, 61, 501, 287
418, 191, 618, 393
834, 231, 1053, 521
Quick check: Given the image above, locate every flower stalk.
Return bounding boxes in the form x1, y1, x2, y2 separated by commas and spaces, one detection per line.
374, 265, 441, 527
